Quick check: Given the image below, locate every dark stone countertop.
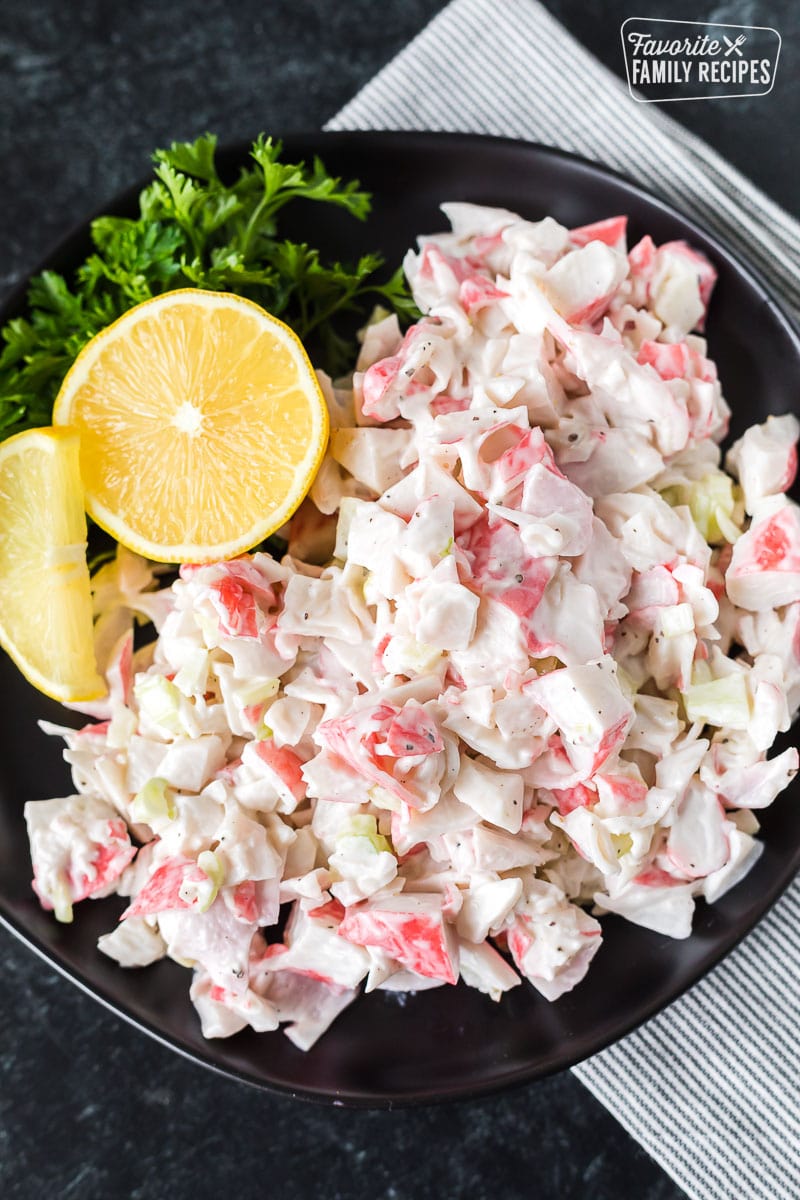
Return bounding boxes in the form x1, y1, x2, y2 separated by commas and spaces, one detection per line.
1, 3, 796, 1198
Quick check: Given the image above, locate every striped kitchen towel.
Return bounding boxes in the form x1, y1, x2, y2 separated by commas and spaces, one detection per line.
326, 3, 800, 1199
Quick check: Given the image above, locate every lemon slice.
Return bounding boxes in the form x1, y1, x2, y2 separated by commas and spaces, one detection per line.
52, 290, 329, 563
0, 427, 105, 701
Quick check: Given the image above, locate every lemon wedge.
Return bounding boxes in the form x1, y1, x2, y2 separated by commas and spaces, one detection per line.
0, 426, 105, 701
52, 289, 329, 563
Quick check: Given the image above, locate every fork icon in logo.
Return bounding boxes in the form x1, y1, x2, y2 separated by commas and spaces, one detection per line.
723, 34, 746, 56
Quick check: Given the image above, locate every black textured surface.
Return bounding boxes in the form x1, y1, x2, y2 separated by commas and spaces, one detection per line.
550, 0, 799, 216
1, 2, 797, 1199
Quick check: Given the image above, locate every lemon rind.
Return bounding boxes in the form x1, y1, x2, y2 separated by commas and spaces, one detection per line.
52, 290, 330, 564
0, 427, 107, 702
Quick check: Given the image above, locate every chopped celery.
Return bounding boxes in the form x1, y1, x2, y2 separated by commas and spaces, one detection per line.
659, 603, 695, 638
386, 636, 443, 674
237, 677, 280, 707
337, 813, 393, 854
367, 784, 401, 813
173, 648, 209, 697
660, 472, 742, 545
131, 777, 176, 824
682, 673, 751, 729
133, 674, 184, 734
195, 850, 225, 913
52, 873, 74, 924
611, 833, 633, 859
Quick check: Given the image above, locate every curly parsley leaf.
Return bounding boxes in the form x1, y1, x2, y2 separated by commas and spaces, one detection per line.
0, 133, 419, 441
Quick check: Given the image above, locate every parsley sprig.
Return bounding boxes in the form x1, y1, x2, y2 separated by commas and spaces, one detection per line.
0, 133, 418, 439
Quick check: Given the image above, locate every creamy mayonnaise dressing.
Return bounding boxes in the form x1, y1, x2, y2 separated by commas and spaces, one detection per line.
25, 203, 800, 1047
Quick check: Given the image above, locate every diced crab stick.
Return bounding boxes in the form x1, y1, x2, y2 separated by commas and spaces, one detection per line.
650, 240, 716, 333
494, 425, 564, 493
50, 819, 134, 908
569, 215, 628, 251
593, 772, 648, 813
453, 755, 524, 834
430, 394, 470, 415
636, 340, 716, 383
543, 242, 629, 325
121, 856, 207, 918
545, 782, 597, 816
524, 658, 633, 775
86, 821, 135, 890
631, 867, 686, 888
339, 894, 459, 985
229, 880, 259, 923
458, 513, 555, 646
628, 233, 656, 276
627, 563, 681, 610
506, 904, 602, 1002
726, 502, 800, 610
252, 740, 307, 803
158, 900, 258, 998
704, 747, 799, 810
726, 415, 800, 514
97, 916, 167, 968
76, 719, 111, 741
24, 795, 136, 920
315, 701, 443, 809
469, 229, 507, 266
458, 275, 509, 315
208, 576, 260, 639
594, 878, 696, 938
360, 323, 421, 421
416, 243, 470, 287
180, 557, 277, 601
665, 781, 730, 878
106, 629, 134, 706
259, 904, 370, 990
658, 240, 717, 312
257, 971, 357, 1051
307, 898, 347, 923
260, 946, 337, 988
360, 354, 403, 421
384, 702, 444, 756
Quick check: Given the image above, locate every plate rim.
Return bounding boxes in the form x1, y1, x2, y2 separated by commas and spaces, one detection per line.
2, 127, 799, 1107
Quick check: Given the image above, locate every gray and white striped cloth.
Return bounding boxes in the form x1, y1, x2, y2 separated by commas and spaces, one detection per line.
326, 3, 800, 1198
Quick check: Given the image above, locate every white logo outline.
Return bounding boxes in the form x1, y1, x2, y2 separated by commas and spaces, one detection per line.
620, 16, 781, 104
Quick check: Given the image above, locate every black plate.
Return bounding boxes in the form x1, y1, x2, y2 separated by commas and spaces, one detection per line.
1, 131, 799, 1106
